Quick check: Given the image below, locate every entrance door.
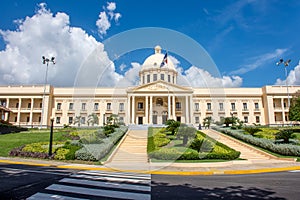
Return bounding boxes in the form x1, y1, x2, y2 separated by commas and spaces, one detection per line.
138, 117, 143, 125
176, 116, 181, 122
153, 115, 157, 124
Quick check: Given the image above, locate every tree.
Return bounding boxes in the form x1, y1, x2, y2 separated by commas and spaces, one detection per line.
203, 117, 213, 129
73, 116, 82, 127
165, 119, 181, 135
243, 126, 262, 136
106, 114, 119, 127
87, 113, 99, 126
224, 117, 238, 127
289, 92, 300, 122
275, 129, 295, 143
176, 126, 196, 146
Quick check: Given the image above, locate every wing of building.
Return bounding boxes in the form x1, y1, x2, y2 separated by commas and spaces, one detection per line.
0, 46, 299, 127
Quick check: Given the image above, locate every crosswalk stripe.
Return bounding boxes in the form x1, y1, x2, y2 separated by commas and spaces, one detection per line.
28, 192, 89, 200
60, 177, 151, 192
46, 184, 150, 200
28, 170, 151, 200
78, 170, 151, 180
71, 174, 150, 184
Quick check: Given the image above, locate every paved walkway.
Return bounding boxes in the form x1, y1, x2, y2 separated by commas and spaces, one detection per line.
105, 129, 150, 170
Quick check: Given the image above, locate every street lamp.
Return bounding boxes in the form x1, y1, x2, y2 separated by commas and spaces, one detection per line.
40, 56, 55, 129
49, 117, 54, 157
276, 58, 291, 107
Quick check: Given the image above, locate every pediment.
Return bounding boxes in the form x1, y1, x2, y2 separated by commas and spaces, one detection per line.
127, 80, 193, 94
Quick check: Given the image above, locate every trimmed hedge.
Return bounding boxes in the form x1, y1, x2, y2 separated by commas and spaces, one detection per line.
213, 127, 300, 156
75, 126, 128, 161
0, 123, 28, 134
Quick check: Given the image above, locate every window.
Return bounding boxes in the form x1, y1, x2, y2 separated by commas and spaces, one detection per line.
69, 103, 74, 110
176, 102, 181, 110
40, 102, 42, 108
168, 75, 171, 82
14, 116, 17, 122
147, 74, 150, 83
172, 76, 175, 83
38, 116, 41, 122
107, 103, 111, 110
94, 103, 99, 110
56, 117, 61, 124
243, 103, 248, 110
16, 102, 19, 108
57, 103, 62, 110
68, 117, 73, 124
254, 103, 259, 110
195, 116, 199, 124
138, 102, 144, 110
160, 74, 164, 80
153, 74, 157, 81
119, 103, 124, 111
231, 103, 236, 111
284, 102, 287, 108
244, 116, 248, 123
28, 103, 31, 109
195, 103, 199, 111
143, 75, 145, 84
26, 116, 30, 122
81, 117, 85, 124
207, 103, 211, 111
256, 116, 260, 123
81, 103, 86, 110
156, 98, 163, 106
119, 116, 124, 123
219, 102, 224, 111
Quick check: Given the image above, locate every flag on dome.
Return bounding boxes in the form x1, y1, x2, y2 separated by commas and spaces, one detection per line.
160, 52, 168, 67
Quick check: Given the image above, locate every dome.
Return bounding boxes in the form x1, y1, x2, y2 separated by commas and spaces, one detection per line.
142, 46, 176, 70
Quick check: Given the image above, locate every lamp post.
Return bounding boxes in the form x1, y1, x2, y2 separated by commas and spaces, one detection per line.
49, 117, 54, 157
276, 58, 291, 108
40, 56, 55, 129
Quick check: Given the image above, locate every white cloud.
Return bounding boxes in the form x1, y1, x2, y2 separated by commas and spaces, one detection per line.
230, 48, 287, 75
106, 2, 116, 11
117, 62, 142, 86
180, 66, 242, 87
119, 63, 126, 71
96, 1, 121, 37
275, 61, 300, 86
96, 11, 111, 36
0, 3, 119, 87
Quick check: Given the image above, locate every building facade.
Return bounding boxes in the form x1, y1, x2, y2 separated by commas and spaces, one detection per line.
0, 46, 299, 127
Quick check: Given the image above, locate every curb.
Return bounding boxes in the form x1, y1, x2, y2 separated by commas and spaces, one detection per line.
1, 158, 300, 176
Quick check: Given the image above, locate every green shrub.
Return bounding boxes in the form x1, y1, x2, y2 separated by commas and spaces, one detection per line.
243, 126, 262, 136
190, 138, 204, 152
153, 133, 170, 147
54, 148, 70, 160
147, 136, 155, 153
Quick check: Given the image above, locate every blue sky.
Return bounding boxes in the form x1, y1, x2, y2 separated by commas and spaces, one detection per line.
0, 0, 300, 87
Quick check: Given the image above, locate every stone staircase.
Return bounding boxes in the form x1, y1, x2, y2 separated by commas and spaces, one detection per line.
201, 129, 276, 160
105, 129, 149, 170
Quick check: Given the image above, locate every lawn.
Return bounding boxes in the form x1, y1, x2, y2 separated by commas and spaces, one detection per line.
0, 129, 67, 157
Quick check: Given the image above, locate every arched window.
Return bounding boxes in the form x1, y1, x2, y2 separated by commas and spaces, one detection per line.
156, 98, 163, 106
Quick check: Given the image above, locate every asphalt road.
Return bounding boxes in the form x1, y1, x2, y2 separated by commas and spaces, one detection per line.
152, 171, 300, 200
0, 163, 78, 199
1, 163, 300, 200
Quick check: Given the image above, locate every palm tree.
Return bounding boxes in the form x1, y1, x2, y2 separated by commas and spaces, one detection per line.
73, 116, 82, 127
165, 119, 181, 135
87, 113, 99, 126
107, 114, 119, 127
176, 126, 196, 146
275, 129, 295, 143
203, 116, 213, 129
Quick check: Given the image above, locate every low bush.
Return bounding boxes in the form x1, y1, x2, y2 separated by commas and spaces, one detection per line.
75, 126, 128, 161
153, 133, 170, 147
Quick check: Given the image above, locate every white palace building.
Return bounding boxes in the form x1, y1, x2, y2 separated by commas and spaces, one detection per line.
0, 46, 299, 127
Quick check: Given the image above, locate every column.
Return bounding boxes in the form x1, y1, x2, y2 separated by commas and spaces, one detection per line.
29, 98, 34, 125
190, 95, 193, 124
185, 95, 189, 123
131, 95, 135, 124
5, 98, 10, 121
127, 95, 131, 124
172, 95, 175, 120
168, 95, 171, 119
145, 96, 149, 124
149, 96, 153, 124
281, 98, 285, 123
17, 98, 21, 125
